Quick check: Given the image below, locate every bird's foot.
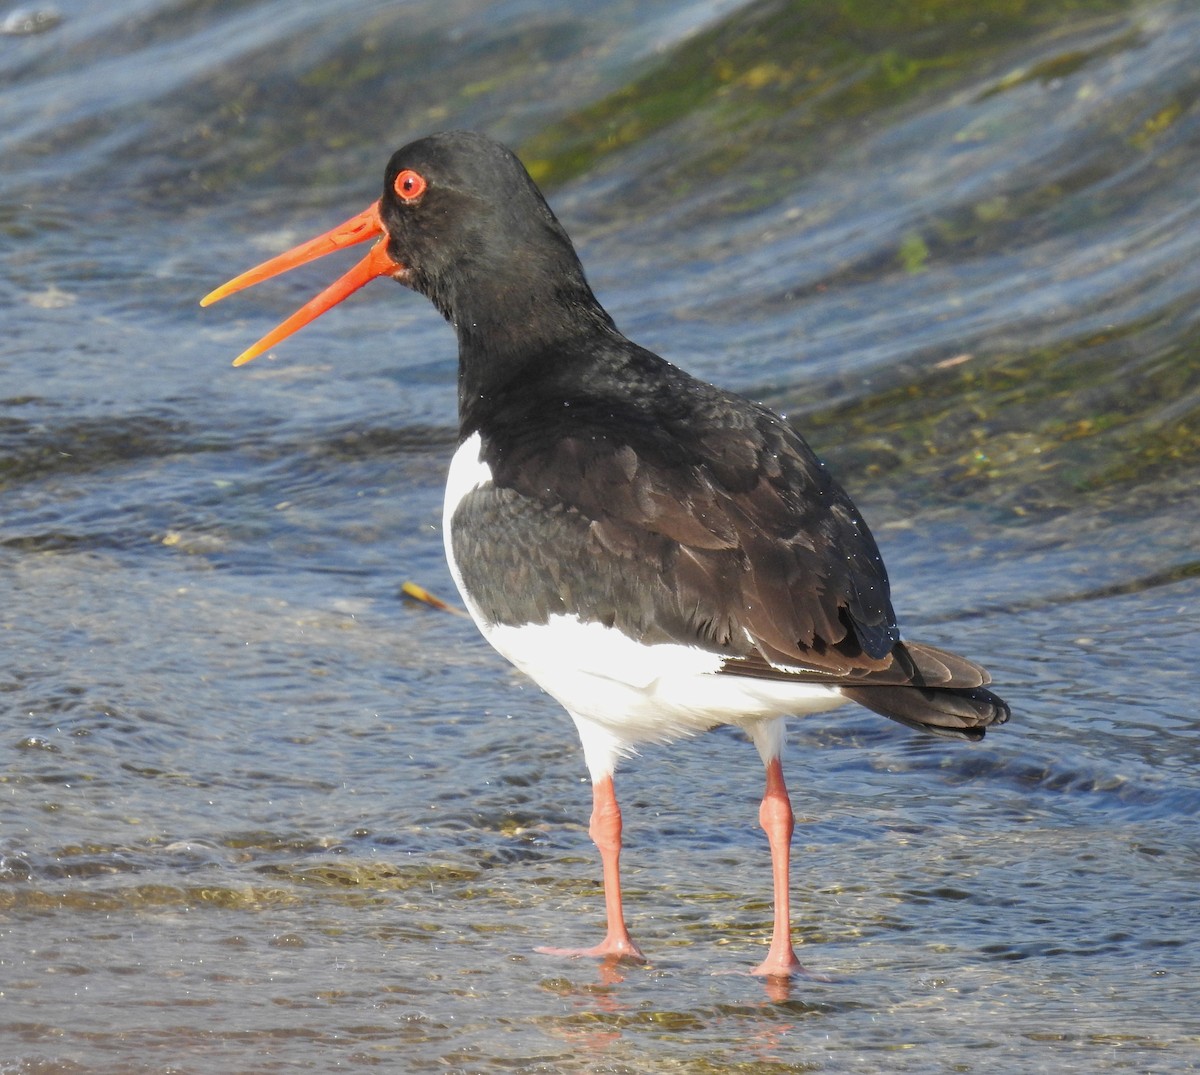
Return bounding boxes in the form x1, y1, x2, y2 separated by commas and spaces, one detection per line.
750, 945, 808, 979
748, 953, 836, 985
535, 934, 646, 963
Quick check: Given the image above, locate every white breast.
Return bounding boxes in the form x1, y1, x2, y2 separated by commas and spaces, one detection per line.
441, 431, 493, 624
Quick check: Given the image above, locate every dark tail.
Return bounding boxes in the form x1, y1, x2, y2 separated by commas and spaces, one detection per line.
841, 683, 1010, 741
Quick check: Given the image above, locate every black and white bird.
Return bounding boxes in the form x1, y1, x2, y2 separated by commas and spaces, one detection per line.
203, 130, 1008, 977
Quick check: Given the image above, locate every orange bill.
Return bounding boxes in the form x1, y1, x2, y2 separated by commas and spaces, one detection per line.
201, 202, 402, 366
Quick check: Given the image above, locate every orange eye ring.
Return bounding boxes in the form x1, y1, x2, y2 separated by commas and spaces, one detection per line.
394, 169, 427, 201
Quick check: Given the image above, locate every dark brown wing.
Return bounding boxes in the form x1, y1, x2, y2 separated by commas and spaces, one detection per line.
475, 351, 899, 677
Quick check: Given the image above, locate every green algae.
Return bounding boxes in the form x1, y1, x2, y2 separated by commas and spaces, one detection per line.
519, 0, 1131, 195
788, 324, 1200, 518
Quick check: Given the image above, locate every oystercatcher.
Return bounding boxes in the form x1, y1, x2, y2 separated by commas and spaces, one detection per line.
202, 130, 1008, 977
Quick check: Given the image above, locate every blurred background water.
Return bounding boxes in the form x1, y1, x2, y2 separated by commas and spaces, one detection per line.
2, 0, 1198, 1071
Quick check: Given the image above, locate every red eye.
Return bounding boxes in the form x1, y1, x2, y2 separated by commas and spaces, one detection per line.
394, 169, 427, 201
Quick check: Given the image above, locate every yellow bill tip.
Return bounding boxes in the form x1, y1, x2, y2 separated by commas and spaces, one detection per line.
200, 280, 240, 307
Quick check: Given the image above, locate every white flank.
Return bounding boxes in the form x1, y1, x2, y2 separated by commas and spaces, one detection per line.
487, 615, 845, 775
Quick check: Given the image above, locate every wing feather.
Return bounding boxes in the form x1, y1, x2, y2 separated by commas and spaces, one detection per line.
469, 350, 902, 678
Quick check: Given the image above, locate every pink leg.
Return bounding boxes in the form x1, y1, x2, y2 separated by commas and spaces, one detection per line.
536, 774, 646, 962
751, 756, 804, 977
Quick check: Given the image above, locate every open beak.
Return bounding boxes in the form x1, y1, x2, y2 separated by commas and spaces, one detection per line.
201, 202, 402, 366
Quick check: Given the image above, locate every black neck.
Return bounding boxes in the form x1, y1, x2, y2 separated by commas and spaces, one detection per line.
440, 245, 621, 436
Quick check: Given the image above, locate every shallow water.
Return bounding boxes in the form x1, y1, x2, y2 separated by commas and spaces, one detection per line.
2, 0, 1199, 1071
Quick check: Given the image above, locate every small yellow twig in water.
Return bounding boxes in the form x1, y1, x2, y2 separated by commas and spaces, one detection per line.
401, 581, 470, 617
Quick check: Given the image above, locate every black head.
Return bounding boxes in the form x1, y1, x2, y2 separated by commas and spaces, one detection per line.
379, 133, 568, 291
376, 131, 610, 349
202, 130, 613, 369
